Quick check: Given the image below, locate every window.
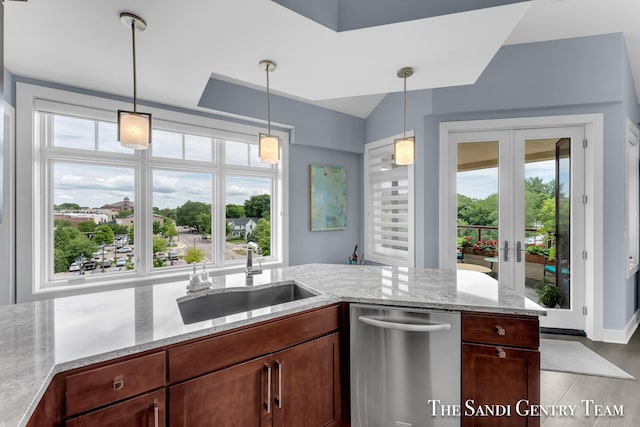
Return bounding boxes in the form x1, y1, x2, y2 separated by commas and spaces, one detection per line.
625, 118, 639, 277
16, 83, 288, 299
364, 135, 415, 267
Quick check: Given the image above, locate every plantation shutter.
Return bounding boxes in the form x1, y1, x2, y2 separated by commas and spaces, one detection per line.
364, 138, 414, 267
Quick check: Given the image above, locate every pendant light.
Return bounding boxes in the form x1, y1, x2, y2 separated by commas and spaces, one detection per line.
394, 67, 415, 166
117, 12, 152, 150
258, 60, 280, 164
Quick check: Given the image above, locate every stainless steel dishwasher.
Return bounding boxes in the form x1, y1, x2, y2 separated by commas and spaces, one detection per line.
350, 304, 461, 427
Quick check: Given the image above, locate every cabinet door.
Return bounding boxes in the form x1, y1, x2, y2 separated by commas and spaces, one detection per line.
272, 333, 341, 427
462, 343, 540, 427
169, 355, 272, 427
65, 389, 165, 427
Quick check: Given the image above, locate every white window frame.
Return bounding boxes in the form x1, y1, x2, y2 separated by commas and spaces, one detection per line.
625, 117, 640, 278
16, 82, 289, 302
363, 133, 415, 267
0, 103, 16, 305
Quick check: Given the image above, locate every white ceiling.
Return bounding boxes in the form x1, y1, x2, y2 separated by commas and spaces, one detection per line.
5, 0, 640, 119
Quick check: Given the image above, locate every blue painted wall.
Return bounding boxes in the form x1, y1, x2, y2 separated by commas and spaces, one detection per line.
366, 33, 636, 330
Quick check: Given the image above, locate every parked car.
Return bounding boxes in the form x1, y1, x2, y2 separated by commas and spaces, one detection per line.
83, 260, 97, 270
168, 249, 179, 260
115, 257, 126, 267
99, 259, 112, 268
68, 261, 81, 272
155, 252, 167, 262
116, 247, 132, 253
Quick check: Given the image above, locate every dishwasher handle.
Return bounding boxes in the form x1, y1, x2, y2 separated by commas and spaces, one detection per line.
358, 315, 452, 332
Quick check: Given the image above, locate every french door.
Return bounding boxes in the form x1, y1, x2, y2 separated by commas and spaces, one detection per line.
447, 126, 585, 331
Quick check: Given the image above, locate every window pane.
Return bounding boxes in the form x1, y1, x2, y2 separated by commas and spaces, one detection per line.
53, 115, 95, 150
152, 170, 213, 269
98, 122, 134, 154
225, 175, 272, 262
225, 140, 249, 165
53, 162, 136, 280
184, 134, 212, 162
249, 143, 271, 168
152, 130, 183, 159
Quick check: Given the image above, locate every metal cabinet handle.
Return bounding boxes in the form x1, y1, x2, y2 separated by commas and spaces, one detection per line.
516, 241, 524, 262
495, 325, 506, 336
113, 377, 124, 391
153, 402, 159, 427
502, 240, 509, 262
358, 316, 451, 332
496, 347, 506, 358
264, 364, 272, 413
275, 360, 282, 408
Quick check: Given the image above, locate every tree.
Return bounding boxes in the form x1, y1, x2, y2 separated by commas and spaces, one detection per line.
153, 236, 168, 254
64, 235, 96, 266
164, 221, 178, 243
106, 223, 129, 235
176, 201, 211, 231
54, 248, 69, 273
195, 212, 211, 235
153, 220, 163, 235
244, 194, 270, 219
94, 225, 115, 247
248, 218, 271, 256
153, 207, 177, 221
77, 221, 97, 233
116, 210, 133, 219
226, 204, 244, 218
54, 203, 81, 211
184, 247, 205, 264
54, 219, 71, 229
128, 224, 135, 244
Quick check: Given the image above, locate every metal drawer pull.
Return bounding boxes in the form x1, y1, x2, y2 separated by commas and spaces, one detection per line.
275, 360, 282, 408
153, 402, 159, 427
495, 325, 506, 336
264, 364, 272, 413
358, 316, 451, 332
496, 347, 506, 358
113, 377, 124, 390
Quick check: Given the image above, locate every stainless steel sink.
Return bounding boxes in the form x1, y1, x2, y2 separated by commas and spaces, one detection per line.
177, 281, 318, 324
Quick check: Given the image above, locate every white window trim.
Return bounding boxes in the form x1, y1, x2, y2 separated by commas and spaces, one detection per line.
364, 132, 415, 267
0, 103, 16, 305
625, 117, 640, 278
16, 82, 289, 302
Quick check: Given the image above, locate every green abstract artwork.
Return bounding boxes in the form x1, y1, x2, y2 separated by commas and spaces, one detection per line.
309, 164, 347, 231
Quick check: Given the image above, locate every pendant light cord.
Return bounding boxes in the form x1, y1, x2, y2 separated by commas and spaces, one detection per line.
131, 20, 138, 112
402, 72, 407, 138
266, 66, 271, 134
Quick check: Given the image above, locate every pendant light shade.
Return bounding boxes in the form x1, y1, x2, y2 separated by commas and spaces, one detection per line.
259, 60, 280, 164
118, 12, 151, 150
394, 67, 415, 166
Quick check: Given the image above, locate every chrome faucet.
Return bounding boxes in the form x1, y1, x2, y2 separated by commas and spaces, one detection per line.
245, 245, 262, 286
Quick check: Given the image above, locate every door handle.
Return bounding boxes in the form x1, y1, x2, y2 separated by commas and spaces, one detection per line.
275, 360, 282, 408
516, 241, 524, 263
358, 316, 451, 332
502, 240, 509, 262
264, 364, 272, 413
153, 402, 159, 427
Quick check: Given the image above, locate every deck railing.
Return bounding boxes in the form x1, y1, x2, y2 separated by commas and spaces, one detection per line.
457, 225, 554, 247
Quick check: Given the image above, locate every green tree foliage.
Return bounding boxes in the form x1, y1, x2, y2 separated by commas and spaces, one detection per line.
225, 204, 245, 218
153, 220, 163, 235
538, 198, 556, 231
195, 213, 211, 235
247, 218, 271, 256
54, 248, 69, 273
54, 225, 96, 267
94, 225, 115, 247
77, 221, 97, 233
457, 194, 498, 227
116, 210, 133, 219
176, 201, 211, 231
153, 236, 168, 254
54, 203, 81, 211
106, 223, 129, 236
128, 224, 135, 244
164, 221, 179, 243
54, 219, 72, 229
184, 247, 205, 264
153, 207, 177, 221
244, 195, 270, 219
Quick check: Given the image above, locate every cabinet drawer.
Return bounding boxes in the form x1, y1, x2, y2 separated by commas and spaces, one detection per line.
462, 313, 539, 349
66, 351, 165, 416
168, 305, 340, 384
66, 388, 165, 427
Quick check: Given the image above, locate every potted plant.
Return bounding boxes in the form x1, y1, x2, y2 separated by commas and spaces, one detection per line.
534, 277, 562, 308
472, 240, 498, 256
525, 244, 548, 264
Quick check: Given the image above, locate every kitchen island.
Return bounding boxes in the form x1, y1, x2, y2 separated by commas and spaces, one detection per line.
0, 264, 544, 426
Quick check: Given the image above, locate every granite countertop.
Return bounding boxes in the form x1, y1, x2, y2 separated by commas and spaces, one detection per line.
0, 263, 544, 426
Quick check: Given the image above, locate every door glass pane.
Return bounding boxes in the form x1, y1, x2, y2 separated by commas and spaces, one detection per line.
225, 175, 272, 263
456, 141, 499, 278
556, 139, 571, 308
151, 170, 213, 269
523, 138, 569, 309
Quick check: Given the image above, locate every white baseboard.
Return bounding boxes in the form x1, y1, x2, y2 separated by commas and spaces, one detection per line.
599, 308, 640, 344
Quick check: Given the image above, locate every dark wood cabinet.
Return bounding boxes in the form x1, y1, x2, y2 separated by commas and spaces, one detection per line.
169, 332, 342, 427
461, 312, 540, 427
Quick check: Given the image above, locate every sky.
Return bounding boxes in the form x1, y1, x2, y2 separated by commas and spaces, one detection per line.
52, 116, 272, 209
457, 160, 556, 199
